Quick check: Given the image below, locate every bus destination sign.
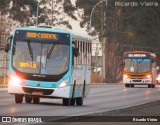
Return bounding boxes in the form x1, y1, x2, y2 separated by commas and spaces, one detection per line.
128, 54, 147, 58
15, 30, 70, 44
125, 53, 150, 59
26, 32, 57, 40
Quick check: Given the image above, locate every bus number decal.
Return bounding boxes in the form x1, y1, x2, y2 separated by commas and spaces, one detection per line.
20, 62, 37, 68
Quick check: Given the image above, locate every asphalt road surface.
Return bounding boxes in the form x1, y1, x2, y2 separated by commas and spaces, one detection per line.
0, 84, 160, 117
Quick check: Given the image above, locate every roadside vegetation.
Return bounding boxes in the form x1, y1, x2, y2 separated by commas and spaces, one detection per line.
1, 0, 160, 83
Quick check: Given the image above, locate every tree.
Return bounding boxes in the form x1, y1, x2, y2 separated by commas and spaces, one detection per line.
76, 0, 160, 82
0, 0, 38, 31
9, 0, 38, 26
0, 0, 77, 30
36, 0, 77, 29
0, 0, 10, 13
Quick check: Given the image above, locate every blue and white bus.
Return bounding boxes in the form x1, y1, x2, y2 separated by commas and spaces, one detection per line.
5, 26, 92, 106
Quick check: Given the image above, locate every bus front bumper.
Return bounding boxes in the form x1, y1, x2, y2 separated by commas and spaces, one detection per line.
123, 78, 152, 84
8, 84, 71, 98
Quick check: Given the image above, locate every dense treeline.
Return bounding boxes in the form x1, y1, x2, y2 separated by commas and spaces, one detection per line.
76, 0, 160, 82
0, 0, 76, 28
1, 0, 160, 82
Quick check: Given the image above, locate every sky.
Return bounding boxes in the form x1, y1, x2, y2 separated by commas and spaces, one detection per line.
69, 19, 88, 35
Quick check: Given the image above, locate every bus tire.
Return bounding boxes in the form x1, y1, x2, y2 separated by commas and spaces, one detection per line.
152, 84, 155, 88
148, 84, 152, 88
15, 94, 23, 103
125, 84, 130, 87
70, 99, 75, 105
76, 97, 83, 106
131, 84, 134, 88
33, 97, 40, 104
25, 95, 32, 103
63, 98, 70, 106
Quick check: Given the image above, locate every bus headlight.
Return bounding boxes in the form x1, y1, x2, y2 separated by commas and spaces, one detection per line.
146, 75, 151, 79
9, 74, 22, 86
123, 74, 128, 79
156, 75, 160, 81
58, 78, 69, 88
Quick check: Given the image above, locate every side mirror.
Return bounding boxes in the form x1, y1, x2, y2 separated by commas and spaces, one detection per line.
119, 62, 125, 69
119, 62, 123, 68
73, 48, 79, 57
5, 36, 12, 52
5, 43, 9, 52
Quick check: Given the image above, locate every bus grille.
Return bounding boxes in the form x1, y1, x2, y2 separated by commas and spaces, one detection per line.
132, 80, 142, 82
22, 87, 54, 95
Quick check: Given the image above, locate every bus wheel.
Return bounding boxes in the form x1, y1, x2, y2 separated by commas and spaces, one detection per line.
15, 94, 23, 103
25, 95, 32, 103
33, 97, 40, 104
76, 97, 83, 106
125, 84, 130, 87
131, 84, 134, 88
70, 99, 75, 105
152, 84, 155, 88
148, 84, 152, 88
63, 98, 70, 106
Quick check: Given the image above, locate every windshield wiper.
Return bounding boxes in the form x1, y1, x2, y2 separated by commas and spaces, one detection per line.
139, 58, 144, 64
27, 41, 33, 64
47, 44, 56, 59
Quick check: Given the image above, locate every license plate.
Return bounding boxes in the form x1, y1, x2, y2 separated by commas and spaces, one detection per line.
32, 91, 43, 95
134, 85, 148, 87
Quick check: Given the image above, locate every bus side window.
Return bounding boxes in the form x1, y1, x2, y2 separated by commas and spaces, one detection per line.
80, 41, 82, 64
72, 41, 75, 66
89, 43, 91, 65
72, 41, 79, 66
73, 42, 79, 57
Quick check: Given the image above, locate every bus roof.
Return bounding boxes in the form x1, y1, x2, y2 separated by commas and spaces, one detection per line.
13, 26, 91, 42
72, 33, 91, 41
15, 26, 71, 34
125, 51, 153, 54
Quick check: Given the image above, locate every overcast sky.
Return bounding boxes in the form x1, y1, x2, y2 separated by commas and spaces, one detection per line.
70, 0, 88, 35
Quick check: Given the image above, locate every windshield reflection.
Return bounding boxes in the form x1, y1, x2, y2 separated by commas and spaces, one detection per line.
13, 41, 69, 75
124, 59, 150, 73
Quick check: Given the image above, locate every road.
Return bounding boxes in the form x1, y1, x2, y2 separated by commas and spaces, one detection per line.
0, 84, 160, 117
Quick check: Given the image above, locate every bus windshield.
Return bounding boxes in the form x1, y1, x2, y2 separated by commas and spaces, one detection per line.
12, 41, 70, 75
124, 58, 150, 73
